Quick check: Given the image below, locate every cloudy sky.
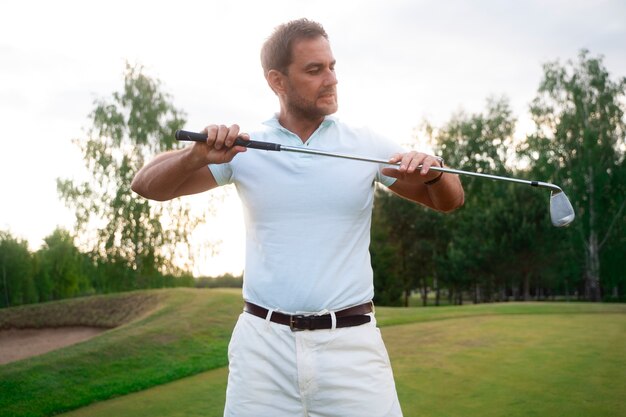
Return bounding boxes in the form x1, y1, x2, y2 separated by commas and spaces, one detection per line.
1, 0, 624, 275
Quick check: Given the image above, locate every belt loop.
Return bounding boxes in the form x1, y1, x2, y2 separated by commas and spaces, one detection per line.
265, 308, 274, 329
330, 310, 337, 331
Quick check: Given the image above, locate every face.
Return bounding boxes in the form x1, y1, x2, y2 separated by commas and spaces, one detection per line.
279, 36, 338, 119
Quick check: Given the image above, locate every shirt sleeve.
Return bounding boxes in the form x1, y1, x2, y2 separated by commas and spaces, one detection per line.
371, 132, 405, 187
208, 162, 234, 186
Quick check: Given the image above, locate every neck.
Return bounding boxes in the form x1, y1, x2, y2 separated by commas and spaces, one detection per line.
278, 108, 325, 143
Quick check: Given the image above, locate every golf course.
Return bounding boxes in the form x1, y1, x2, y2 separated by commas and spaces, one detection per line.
1, 288, 624, 417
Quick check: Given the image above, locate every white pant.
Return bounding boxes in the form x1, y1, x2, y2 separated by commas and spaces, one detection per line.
224, 311, 403, 417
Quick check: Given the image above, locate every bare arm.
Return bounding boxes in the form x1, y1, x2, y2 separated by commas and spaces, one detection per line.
131, 124, 248, 201
383, 151, 464, 212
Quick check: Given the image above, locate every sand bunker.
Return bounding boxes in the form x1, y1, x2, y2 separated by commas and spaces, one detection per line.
0, 327, 106, 365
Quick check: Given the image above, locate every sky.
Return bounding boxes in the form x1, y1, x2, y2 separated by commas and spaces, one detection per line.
1, 0, 625, 276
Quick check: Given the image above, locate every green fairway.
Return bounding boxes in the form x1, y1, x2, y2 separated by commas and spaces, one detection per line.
53, 301, 626, 417
388, 313, 626, 417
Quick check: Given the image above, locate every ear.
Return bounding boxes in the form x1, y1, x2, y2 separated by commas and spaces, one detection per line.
266, 69, 286, 96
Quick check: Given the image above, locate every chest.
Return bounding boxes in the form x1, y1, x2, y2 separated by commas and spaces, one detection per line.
233, 150, 378, 219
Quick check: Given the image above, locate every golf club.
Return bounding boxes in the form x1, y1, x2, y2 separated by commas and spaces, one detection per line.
175, 130, 575, 227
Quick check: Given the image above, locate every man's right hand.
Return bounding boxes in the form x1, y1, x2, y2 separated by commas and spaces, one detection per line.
187, 124, 249, 167
131, 123, 248, 201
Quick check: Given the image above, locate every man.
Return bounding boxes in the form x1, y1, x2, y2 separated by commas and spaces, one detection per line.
132, 18, 463, 417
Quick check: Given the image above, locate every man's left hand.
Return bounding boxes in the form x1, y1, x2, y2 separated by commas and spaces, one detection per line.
382, 151, 442, 184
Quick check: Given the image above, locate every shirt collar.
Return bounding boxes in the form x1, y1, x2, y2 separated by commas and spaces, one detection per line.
262, 114, 338, 131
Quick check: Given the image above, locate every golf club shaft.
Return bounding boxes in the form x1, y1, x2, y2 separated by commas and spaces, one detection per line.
175, 129, 563, 193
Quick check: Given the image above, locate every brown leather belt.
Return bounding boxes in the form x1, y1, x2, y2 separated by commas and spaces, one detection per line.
244, 301, 373, 331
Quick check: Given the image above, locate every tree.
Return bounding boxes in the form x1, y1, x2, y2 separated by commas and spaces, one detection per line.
489, 182, 576, 301
371, 99, 518, 307
523, 50, 626, 301
58, 63, 201, 288
371, 198, 403, 306
423, 97, 519, 303
34, 228, 91, 301
0, 231, 36, 307
371, 181, 448, 307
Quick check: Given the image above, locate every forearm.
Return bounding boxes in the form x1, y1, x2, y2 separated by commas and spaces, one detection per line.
131, 123, 246, 201
388, 173, 464, 212
131, 147, 212, 201
424, 173, 465, 212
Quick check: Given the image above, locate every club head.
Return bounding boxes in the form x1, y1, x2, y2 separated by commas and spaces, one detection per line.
550, 191, 575, 227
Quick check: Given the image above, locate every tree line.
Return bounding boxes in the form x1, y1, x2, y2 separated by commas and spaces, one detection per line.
372, 50, 625, 306
1, 50, 624, 308
0, 228, 195, 308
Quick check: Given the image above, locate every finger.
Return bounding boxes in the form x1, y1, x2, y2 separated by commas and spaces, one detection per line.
214, 125, 229, 150
224, 124, 240, 148
388, 153, 403, 164
400, 152, 419, 173
406, 153, 425, 174
205, 125, 218, 148
421, 156, 439, 175
232, 132, 250, 150
225, 144, 247, 158
381, 167, 401, 178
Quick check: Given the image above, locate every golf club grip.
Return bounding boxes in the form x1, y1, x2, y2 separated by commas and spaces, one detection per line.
174, 130, 281, 151
175, 130, 208, 142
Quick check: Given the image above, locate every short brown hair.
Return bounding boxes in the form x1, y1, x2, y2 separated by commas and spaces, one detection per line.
261, 18, 328, 76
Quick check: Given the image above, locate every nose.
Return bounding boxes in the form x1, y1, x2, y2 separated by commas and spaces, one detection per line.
324, 67, 338, 86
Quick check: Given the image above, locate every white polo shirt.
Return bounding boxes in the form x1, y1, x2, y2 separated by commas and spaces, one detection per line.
209, 115, 403, 313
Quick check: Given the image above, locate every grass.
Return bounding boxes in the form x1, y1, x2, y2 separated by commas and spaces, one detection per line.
387, 313, 626, 417
58, 302, 626, 417
376, 301, 626, 326
0, 288, 243, 417
1, 290, 625, 417
59, 367, 230, 417
0, 291, 163, 329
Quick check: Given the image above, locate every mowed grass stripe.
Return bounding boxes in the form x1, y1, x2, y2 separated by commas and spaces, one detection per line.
57, 309, 626, 417
60, 367, 229, 417
387, 313, 626, 417
376, 301, 626, 327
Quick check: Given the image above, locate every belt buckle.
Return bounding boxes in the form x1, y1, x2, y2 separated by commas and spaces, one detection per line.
289, 314, 310, 331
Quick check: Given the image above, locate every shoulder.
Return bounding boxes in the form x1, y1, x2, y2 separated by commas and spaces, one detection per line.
330, 117, 390, 141
331, 118, 404, 156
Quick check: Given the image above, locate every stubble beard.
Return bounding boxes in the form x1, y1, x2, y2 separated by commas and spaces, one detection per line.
285, 86, 338, 121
